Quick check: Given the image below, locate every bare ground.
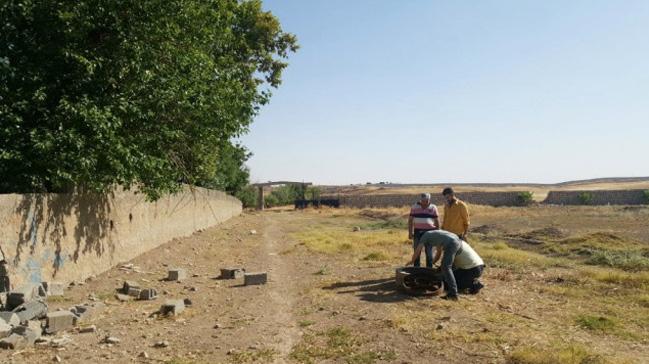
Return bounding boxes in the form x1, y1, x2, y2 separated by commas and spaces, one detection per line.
2, 209, 648, 363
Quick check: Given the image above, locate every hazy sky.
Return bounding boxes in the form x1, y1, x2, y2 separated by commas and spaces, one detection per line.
240, 0, 649, 185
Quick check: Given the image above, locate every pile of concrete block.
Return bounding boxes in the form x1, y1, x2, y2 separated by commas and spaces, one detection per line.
219, 267, 268, 286
0, 281, 105, 350
118, 281, 158, 301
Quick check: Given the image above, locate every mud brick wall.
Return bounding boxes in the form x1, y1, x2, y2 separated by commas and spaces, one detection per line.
333, 191, 526, 208
543, 189, 649, 205
0, 186, 241, 288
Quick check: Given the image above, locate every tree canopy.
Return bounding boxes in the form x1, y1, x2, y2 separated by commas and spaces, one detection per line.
0, 0, 297, 199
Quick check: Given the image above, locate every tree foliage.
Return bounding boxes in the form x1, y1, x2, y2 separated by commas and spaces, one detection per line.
0, 0, 297, 199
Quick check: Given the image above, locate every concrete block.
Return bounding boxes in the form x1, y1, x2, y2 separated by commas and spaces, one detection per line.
13, 299, 48, 322
138, 288, 158, 301
6, 284, 39, 310
122, 280, 140, 293
46, 311, 76, 334
0, 312, 20, 326
0, 321, 11, 339
127, 287, 142, 298
71, 302, 104, 322
167, 268, 187, 282
42, 282, 65, 296
12, 321, 41, 345
244, 272, 267, 286
160, 300, 185, 316
220, 268, 245, 279
0, 333, 26, 350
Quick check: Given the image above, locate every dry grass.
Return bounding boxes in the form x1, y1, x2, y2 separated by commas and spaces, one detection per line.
292, 205, 649, 363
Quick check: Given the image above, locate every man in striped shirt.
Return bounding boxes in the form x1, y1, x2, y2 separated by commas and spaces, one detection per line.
408, 193, 440, 268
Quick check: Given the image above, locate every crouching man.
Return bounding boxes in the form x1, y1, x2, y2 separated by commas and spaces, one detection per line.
406, 230, 485, 300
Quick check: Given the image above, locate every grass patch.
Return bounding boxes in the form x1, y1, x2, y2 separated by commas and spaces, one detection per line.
581, 267, 649, 288
362, 251, 390, 261
299, 320, 316, 327
229, 349, 278, 363
474, 240, 563, 270
292, 227, 408, 261
584, 250, 649, 271
290, 326, 392, 364
507, 342, 607, 364
575, 315, 617, 332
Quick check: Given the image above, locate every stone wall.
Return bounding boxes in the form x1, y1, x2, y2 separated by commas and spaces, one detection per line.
543, 189, 649, 205
0, 186, 241, 288
332, 191, 526, 208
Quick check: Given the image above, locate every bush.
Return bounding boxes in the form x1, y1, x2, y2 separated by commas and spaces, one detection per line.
516, 191, 534, 206
585, 250, 649, 271
578, 192, 594, 205
643, 190, 649, 204
236, 185, 258, 209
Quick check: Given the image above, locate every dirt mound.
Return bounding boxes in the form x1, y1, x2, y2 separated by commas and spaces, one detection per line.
472, 224, 507, 235
560, 232, 625, 245
518, 227, 568, 241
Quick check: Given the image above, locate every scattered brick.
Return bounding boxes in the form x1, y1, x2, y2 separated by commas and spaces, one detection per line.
138, 288, 158, 301
0, 312, 20, 326
244, 272, 268, 286
160, 300, 185, 316
220, 268, 245, 279
13, 299, 48, 322
167, 269, 187, 282
0, 333, 25, 350
46, 311, 76, 334
41, 282, 65, 297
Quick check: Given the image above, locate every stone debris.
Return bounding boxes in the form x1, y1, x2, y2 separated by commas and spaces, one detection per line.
250, 230, 257, 235
12, 320, 42, 345
154, 340, 169, 348
50, 336, 72, 348
220, 268, 245, 279
71, 302, 106, 322
139, 351, 149, 358
139, 288, 158, 301
13, 299, 48, 322
41, 282, 65, 297
46, 311, 76, 334
160, 300, 185, 316
167, 268, 187, 282
115, 293, 133, 302
0, 333, 26, 349
0, 312, 20, 326
78, 324, 97, 333
244, 272, 268, 286
183, 298, 192, 306
6, 284, 40, 310
103, 336, 121, 344
53, 355, 62, 363
0, 321, 11, 338
127, 287, 142, 298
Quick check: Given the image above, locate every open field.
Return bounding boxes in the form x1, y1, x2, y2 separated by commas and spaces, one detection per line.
320, 177, 649, 201
2, 204, 648, 363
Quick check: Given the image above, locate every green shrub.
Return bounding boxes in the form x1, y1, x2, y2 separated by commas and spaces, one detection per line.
585, 250, 649, 271
578, 192, 594, 205
236, 185, 258, 208
516, 191, 534, 206
643, 190, 649, 204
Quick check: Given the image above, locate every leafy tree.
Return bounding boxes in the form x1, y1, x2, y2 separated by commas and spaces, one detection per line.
516, 191, 534, 206
0, 0, 297, 199
578, 192, 594, 205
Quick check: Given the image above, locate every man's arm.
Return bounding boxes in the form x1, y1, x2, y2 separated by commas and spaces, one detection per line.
441, 205, 447, 230
432, 246, 442, 265
460, 204, 470, 239
406, 243, 424, 266
433, 217, 440, 229
408, 216, 414, 239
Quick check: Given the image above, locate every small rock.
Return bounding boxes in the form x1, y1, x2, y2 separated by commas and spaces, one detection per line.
249, 230, 256, 235
213, 323, 222, 329
53, 355, 62, 363
154, 340, 169, 348
436, 324, 444, 330
183, 298, 192, 306
79, 325, 97, 333
103, 336, 120, 344
139, 351, 149, 359
352, 226, 361, 232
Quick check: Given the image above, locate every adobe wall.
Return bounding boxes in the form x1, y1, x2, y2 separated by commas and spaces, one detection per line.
543, 189, 649, 205
333, 191, 525, 208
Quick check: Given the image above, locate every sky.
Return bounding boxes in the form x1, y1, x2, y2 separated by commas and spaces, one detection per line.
240, 0, 649, 185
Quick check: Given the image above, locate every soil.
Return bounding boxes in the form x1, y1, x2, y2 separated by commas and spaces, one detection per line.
1, 210, 647, 363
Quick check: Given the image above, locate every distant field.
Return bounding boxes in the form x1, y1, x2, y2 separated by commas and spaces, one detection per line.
320, 177, 649, 202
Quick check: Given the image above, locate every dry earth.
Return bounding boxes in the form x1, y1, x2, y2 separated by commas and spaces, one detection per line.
1, 207, 648, 363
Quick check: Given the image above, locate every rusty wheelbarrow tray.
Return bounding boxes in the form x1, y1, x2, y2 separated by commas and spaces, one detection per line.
395, 267, 444, 296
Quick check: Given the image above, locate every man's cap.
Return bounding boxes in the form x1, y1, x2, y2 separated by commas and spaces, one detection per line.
420, 193, 431, 200
442, 187, 455, 196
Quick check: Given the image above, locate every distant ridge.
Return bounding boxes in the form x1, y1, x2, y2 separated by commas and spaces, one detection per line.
321, 177, 649, 188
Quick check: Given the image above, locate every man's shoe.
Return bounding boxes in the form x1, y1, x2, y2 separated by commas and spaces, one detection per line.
441, 294, 458, 301
469, 281, 484, 295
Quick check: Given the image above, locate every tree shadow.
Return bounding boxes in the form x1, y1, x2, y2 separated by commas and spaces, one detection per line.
322, 277, 418, 303
12, 189, 114, 281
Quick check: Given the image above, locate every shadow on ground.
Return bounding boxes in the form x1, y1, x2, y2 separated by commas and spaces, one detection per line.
322, 277, 418, 303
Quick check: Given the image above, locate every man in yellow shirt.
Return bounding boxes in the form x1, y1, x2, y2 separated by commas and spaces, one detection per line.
441, 187, 470, 240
